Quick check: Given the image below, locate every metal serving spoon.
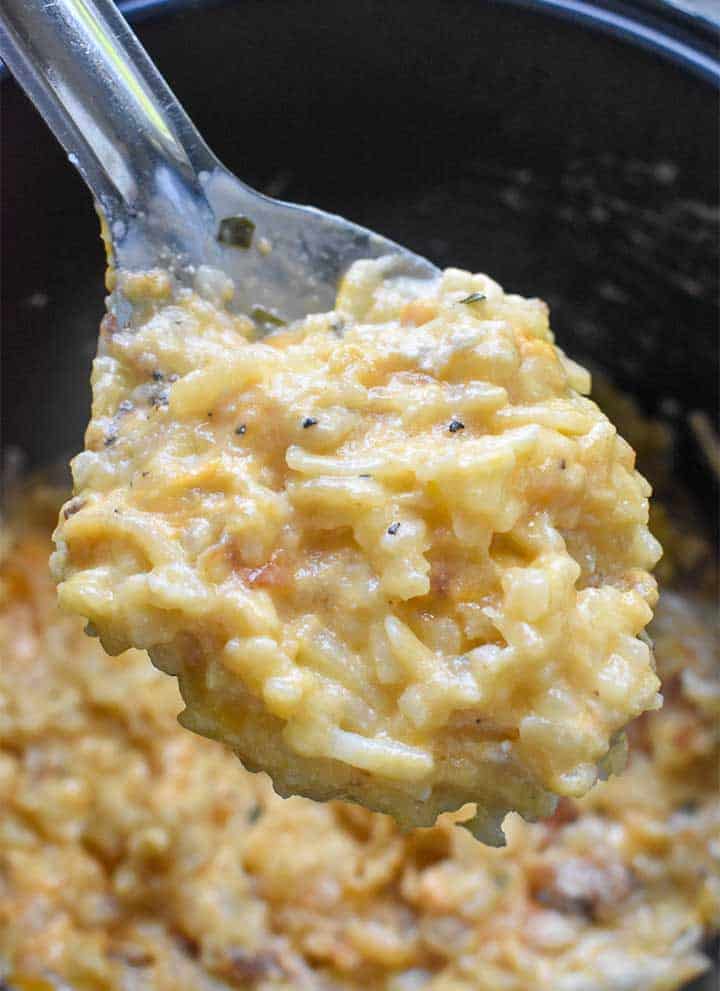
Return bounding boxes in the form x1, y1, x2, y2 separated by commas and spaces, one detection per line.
0, 0, 437, 325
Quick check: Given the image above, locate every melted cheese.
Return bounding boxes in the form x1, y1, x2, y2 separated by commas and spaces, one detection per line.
52, 258, 661, 840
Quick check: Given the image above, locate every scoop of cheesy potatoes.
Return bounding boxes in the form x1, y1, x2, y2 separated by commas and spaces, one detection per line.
52, 258, 662, 841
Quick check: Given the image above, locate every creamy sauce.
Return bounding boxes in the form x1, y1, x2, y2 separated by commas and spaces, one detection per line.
2, 480, 717, 990
52, 258, 661, 841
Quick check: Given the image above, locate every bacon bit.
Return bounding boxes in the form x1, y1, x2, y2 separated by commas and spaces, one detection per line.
659, 672, 683, 703
99, 312, 118, 339
63, 497, 86, 520
672, 721, 702, 751
173, 931, 200, 958
545, 797, 579, 831
530, 857, 634, 922
224, 949, 281, 984
471, 716, 519, 739
108, 945, 155, 967
625, 712, 652, 753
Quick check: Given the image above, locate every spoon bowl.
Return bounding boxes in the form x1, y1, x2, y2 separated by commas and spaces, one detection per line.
0, 0, 437, 326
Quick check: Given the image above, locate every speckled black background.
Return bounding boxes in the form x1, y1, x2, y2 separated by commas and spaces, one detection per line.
2, 0, 718, 522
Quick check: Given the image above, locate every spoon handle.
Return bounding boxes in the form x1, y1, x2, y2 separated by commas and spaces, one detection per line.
0, 0, 217, 254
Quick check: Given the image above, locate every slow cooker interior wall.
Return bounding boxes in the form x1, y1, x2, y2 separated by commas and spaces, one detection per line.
2, 0, 718, 519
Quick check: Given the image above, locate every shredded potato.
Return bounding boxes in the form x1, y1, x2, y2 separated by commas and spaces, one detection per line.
52, 258, 661, 840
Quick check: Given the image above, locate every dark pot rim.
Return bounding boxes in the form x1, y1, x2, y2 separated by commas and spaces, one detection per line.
116, 0, 720, 85
1, 0, 717, 85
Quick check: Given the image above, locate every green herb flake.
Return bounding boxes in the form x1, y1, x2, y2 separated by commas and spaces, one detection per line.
458, 291, 487, 304
217, 215, 256, 249
251, 306, 287, 329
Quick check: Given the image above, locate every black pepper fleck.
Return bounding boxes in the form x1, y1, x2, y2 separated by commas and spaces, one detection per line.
141, 471, 150, 478
458, 291, 487, 304
247, 804, 263, 824
358, 473, 371, 479
448, 418, 465, 433
152, 370, 164, 381
302, 417, 319, 429
560, 459, 567, 470
235, 424, 247, 435
118, 399, 134, 413
104, 433, 117, 447
387, 522, 401, 535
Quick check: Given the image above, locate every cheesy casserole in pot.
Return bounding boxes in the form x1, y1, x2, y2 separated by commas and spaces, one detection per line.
1, 467, 717, 991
